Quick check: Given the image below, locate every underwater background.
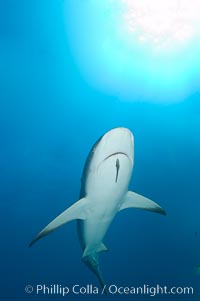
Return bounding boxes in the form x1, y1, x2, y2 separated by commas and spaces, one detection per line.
0, 0, 200, 300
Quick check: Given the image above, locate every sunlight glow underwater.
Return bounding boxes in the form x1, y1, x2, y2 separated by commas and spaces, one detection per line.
66, 0, 200, 102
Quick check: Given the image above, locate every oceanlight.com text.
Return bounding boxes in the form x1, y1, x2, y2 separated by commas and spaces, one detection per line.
25, 283, 194, 297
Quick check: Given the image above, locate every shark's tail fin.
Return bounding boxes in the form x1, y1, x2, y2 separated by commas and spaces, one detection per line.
82, 252, 107, 295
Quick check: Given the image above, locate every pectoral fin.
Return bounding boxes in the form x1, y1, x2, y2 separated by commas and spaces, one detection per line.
119, 191, 166, 215
29, 197, 91, 247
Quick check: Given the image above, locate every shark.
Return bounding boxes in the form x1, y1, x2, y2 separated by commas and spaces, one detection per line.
194, 264, 200, 275
30, 127, 166, 290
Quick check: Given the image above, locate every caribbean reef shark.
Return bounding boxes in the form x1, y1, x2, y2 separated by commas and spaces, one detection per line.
30, 127, 166, 290
194, 264, 200, 275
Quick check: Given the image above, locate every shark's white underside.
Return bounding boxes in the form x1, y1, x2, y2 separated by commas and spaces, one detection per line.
30, 127, 166, 289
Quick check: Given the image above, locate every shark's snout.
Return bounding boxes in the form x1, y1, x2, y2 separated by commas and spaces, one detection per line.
105, 127, 133, 142
100, 127, 134, 165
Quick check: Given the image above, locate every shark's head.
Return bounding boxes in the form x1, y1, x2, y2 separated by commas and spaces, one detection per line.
81, 127, 134, 197
91, 127, 134, 170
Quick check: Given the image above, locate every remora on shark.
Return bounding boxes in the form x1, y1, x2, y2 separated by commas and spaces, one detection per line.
30, 127, 166, 289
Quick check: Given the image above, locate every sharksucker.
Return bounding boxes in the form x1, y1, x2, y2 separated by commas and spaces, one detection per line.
29, 127, 166, 290
115, 158, 120, 183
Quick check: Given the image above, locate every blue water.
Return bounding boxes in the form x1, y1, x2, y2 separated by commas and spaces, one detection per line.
1, 1, 200, 300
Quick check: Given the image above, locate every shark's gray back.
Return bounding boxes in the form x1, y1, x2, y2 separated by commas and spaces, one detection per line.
79, 135, 102, 198
78, 135, 103, 250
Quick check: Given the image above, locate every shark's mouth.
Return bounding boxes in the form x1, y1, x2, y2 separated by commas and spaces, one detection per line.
103, 151, 131, 163
97, 151, 132, 173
